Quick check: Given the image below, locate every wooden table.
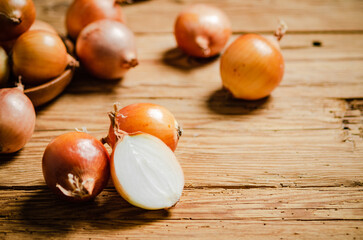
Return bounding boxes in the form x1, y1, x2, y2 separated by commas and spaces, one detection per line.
1, 0, 363, 239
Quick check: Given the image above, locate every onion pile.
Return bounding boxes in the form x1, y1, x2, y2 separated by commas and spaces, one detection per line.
29, 19, 58, 34
0, 0, 36, 41
76, 19, 138, 80
42, 132, 110, 202
104, 103, 182, 151
174, 4, 231, 58
66, 0, 125, 40
220, 22, 287, 100
12, 30, 77, 85
0, 84, 36, 153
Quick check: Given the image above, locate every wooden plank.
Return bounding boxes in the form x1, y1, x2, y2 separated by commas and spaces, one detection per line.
1, 220, 362, 240
1, 188, 362, 221
33, 0, 363, 35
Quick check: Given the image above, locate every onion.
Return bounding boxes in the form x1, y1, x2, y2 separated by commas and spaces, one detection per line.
220, 23, 287, 100
12, 30, 78, 86
111, 132, 184, 210
174, 4, 231, 58
76, 19, 138, 80
66, 0, 125, 40
104, 103, 182, 152
42, 132, 110, 202
0, 83, 36, 153
29, 19, 57, 34
0, 47, 9, 87
0, 0, 36, 41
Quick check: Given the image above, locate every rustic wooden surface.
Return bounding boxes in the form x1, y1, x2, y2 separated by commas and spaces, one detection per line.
1, 0, 363, 239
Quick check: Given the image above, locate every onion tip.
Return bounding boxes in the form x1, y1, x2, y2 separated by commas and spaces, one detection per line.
195, 36, 211, 56
122, 58, 138, 69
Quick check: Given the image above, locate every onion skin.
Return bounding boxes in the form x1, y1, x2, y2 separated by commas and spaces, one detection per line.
220, 34, 285, 100
76, 19, 138, 80
66, 0, 125, 40
0, 47, 9, 87
174, 4, 231, 58
42, 132, 110, 202
0, 0, 36, 41
12, 30, 70, 86
105, 103, 182, 151
29, 20, 57, 34
0, 85, 36, 153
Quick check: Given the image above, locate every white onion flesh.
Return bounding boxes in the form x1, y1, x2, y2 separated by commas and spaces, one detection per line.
111, 133, 184, 210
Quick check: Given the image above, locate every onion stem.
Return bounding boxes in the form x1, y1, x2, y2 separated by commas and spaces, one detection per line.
274, 20, 288, 41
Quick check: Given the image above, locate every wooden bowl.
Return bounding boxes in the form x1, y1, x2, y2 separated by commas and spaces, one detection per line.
24, 68, 75, 107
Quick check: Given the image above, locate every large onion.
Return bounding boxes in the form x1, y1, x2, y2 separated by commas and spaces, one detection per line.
42, 132, 110, 202
0, 0, 36, 41
12, 30, 77, 85
76, 19, 138, 80
66, 0, 125, 40
0, 84, 36, 153
174, 4, 231, 58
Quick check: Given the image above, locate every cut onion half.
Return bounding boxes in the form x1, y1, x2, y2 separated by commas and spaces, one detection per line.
111, 133, 184, 210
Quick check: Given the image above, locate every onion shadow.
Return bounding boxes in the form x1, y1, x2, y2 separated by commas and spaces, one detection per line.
207, 88, 271, 115
162, 47, 219, 71
17, 187, 170, 237
0, 151, 21, 166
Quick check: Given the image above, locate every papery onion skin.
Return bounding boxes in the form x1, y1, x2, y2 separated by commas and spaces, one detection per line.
174, 4, 231, 58
220, 34, 285, 100
105, 103, 181, 151
76, 19, 138, 80
42, 132, 110, 202
66, 0, 125, 40
0, 47, 9, 87
0, 0, 36, 41
0, 85, 36, 153
12, 30, 70, 86
29, 20, 58, 35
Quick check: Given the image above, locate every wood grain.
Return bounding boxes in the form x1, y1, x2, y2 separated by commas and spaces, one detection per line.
1, 0, 363, 239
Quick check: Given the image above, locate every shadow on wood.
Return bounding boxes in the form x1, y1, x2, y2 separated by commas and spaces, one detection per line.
0, 151, 21, 167
18, 188, 170, 237
162, 47, 219, 71
207, 88, 270, 115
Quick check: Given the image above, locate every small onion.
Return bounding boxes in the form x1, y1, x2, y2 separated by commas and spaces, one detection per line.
12, 30, 77, 86
111, 132, 184, 210
104, 103, 182, 151
66, 0, 125, 40
0, 47, 10, 87
76, 19, 138, 80
220, 24, 287, 100
174, 4, 231, 58
0, 0, 36, 41
0, 84, 36, 153
29, 19, 58, 34
42, 132, 110, 202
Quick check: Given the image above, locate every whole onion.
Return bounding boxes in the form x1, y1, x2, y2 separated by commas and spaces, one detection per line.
12, 30, 77, 85
0, 84, 36, 153
66, 0, 125, 40
174, 4, 231, 58
0, 0, 36, 41
42, 132, 110, 202
29, 19, 57, 35
76, 19, 138, 80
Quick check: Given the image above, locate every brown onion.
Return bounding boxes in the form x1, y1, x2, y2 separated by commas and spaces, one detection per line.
12, 30, 77, 86
174, 4, 231, 58
104, 103, 182, 152
66, 0, 125, 40
220, 24, 286, 100
0, 83, 36, 153
0, 0, 36, 41
76, 19, 137, 80
42, 132, 110, 202
0, 46, 9, 87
